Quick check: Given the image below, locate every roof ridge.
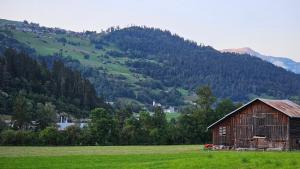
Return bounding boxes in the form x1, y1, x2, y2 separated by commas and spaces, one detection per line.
258, 98, 288, 101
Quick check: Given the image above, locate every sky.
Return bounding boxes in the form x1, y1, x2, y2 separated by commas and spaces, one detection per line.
1, 0, 300, 61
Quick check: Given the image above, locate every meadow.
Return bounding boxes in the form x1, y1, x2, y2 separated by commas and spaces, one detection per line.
0, 145, 300, 169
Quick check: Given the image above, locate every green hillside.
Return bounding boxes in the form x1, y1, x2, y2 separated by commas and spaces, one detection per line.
1, 19, 300, 108
0, 19, 188, 108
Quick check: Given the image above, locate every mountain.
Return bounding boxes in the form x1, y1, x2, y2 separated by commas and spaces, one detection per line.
1, 19, 300, 107
221, 47, 300, 74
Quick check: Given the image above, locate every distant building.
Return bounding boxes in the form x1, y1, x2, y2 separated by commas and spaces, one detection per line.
57, 115, 74, 130
163, 106, 175, 113
56, 113, 87, 130
106, 101, 114, 106
152, 100, 161, 107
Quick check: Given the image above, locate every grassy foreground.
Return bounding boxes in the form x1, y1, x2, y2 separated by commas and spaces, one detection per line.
0, 145, 300, 169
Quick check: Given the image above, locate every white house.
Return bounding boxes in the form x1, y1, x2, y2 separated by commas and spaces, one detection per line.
56, 114, 87, 130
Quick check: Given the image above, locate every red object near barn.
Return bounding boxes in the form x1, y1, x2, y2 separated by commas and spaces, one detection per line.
204, 144, 214, 150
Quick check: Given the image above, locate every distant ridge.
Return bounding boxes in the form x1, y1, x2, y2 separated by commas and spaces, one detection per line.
220, 47, 300, 74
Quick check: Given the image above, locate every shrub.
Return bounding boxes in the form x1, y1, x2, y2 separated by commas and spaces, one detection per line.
65, 125, 81, 145
0, 130, 40, 145
39, 127, 60, 145
0, 119, 7, 132
15, 130, 29, 145
0, 130, 16, 145
78, 127, 92, 145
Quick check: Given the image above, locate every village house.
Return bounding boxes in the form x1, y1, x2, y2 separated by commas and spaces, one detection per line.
56, 113, 88, 130
163, 106, 175, 113
208, 98, 300, 150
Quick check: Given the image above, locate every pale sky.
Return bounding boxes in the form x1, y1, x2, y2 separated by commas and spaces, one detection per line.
1, 0, 300, 61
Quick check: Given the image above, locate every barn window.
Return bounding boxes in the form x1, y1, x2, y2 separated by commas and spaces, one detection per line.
219, 126, 226, 136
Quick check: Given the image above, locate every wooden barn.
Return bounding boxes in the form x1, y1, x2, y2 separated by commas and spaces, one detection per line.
208, 98, 300, 150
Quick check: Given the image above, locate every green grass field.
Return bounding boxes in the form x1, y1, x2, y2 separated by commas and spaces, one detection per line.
166, 112, 181, 121
0, 145, 300, 169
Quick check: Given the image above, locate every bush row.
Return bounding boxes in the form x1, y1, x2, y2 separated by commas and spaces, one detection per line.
0, 126, 87, 146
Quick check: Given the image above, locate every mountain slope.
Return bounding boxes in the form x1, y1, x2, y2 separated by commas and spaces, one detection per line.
1, 19, 300, 106
221, 47, 300, 74
0, 48, 108, 117
101, 27, 300, 100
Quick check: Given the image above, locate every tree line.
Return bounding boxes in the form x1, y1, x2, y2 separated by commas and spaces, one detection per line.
0, 85, 241, 145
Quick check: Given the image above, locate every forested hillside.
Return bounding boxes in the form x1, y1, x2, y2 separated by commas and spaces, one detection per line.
101, 27, 300, 101
0, 49, 107, 118
1, 19, 300, 107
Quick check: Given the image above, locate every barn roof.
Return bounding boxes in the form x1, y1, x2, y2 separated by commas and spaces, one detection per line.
207, 98, 300, 129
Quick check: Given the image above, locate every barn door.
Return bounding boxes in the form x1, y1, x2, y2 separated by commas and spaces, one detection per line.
253, 113, 266, 137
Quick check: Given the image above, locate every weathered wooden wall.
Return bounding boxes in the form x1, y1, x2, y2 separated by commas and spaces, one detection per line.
212, 117, 233, 146
290, 118, 300, 150
212, 100, 289, 149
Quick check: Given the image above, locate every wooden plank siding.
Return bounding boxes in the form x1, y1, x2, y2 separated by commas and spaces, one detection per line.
212, 100, 290, 150
289, 118, 300, 150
